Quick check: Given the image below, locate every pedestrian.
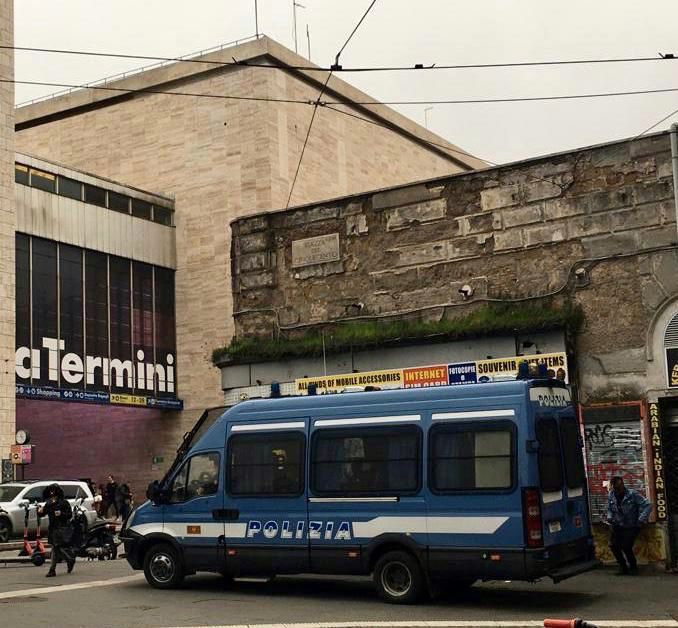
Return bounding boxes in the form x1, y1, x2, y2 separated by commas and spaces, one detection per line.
105, 475, 119, 519
118, 482, 133, 521
606, 475, 652, 575
38, 483, 75, 577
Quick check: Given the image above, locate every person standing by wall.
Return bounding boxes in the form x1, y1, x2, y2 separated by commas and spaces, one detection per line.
607, 475, 652, 575
38, 483, 75, 577
104, 475, 118, 520
118, 482, 133, 521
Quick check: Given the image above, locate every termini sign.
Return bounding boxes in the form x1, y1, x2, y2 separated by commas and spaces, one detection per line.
16, 336, 175, 394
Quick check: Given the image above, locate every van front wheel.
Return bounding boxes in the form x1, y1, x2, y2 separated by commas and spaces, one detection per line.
143, 543, 184, 589
374, 551, 425, 604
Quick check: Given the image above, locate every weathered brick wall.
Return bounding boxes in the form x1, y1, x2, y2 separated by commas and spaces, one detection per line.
231, 133, 678, 403
15, 48, 470, 472
0, 0, 14, 468
17, 399, 168, 502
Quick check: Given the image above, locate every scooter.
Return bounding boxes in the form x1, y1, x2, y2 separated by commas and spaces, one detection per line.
19, 502, 46, 566
70, 498, 119, 561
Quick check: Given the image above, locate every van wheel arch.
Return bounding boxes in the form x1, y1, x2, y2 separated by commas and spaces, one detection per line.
138, 534, 185, 568
365, 536, 424, 573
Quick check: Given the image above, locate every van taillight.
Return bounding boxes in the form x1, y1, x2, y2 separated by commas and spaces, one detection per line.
522, 488, 543, 548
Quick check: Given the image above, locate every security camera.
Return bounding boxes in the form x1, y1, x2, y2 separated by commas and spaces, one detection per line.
458, 284, 474, 299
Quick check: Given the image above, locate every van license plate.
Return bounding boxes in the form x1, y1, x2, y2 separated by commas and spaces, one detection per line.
548, 521, 562, 533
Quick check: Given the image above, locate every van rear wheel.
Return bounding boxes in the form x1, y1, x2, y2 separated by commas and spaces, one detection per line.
374, 551, 425, 604
143, 543, 184, 589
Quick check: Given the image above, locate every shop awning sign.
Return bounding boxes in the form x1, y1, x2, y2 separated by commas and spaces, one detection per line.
665, 348, 678, 388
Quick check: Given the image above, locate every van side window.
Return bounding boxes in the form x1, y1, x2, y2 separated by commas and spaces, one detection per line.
560, 417, 586, 489
311, 425, 421, 495
169, 452, 220, 503
228, 432, 304, 497
536, 418, 564, 492
430, 424, 514, 492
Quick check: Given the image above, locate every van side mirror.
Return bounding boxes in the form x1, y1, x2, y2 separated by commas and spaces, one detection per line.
146, 480, 167, 505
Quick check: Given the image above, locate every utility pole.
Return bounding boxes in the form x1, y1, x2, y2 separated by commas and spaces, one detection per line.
424, 106, 434, 129
671, 123, 678, 242
293, 1, 305, 53
254, 0, 259, 36
306, 24, 312, 61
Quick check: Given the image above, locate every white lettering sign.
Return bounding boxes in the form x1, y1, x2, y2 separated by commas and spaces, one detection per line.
15, 337, 175, 394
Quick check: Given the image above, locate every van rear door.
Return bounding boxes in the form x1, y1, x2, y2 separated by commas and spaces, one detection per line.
534, 407, 590, 549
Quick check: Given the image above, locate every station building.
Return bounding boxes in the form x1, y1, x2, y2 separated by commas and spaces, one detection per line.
11, 153, 179, 489
2, 24, 485, 495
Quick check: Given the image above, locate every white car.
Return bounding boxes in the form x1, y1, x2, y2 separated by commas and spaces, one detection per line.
0, 480, 98, 543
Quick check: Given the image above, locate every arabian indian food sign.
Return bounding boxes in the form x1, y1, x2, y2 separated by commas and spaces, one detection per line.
295, 351, 568, 394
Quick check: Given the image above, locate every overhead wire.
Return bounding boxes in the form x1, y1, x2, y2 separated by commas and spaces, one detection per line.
8, 77, 678, 109
322, 86, 678, 106
285, 0, 379, 209
3, 44, 678, 73
4, 78, 314, 106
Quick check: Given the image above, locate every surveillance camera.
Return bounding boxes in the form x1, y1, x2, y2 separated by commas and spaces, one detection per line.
458, 284, 474, 299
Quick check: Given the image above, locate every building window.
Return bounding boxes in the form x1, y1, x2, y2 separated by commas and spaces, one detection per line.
84, 184, 107, 208
59, 244, 84, 388
109, 256, 132, 391
132, 199, 152, 220
430, 424, 514, 492
108, 191, 130, 214
132, 262, 154, 388
57, 176, 83, 201
85, 251, 109, 389
15, 164, 28, 185
228, 432, 305, 496
31, 238, 58, 385
312, 425, 421, 495
153, 205, 172, 226
154, 267, 176, 397
30, 169, 56, 193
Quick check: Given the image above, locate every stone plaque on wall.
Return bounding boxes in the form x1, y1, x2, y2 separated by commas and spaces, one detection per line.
291, 233, 340, 268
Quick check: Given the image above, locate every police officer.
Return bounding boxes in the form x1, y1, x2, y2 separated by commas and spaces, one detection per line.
39, 483, 75, 577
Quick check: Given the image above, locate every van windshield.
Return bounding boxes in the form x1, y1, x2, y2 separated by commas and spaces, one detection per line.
536, 418, 563, 491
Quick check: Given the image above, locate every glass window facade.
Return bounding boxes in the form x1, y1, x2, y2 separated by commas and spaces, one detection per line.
15, 233, 177, 397
14, 161, 174, 227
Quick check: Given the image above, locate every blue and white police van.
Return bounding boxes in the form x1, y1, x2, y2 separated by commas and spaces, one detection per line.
121, 378, 597, 603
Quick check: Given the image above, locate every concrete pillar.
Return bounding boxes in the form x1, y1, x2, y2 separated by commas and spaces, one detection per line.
0, 0, 15, 478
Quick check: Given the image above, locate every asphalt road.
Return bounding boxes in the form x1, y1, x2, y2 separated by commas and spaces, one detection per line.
0, 558, 677, 628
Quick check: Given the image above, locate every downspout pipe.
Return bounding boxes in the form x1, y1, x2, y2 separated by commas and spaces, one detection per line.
670, 123, 678, 240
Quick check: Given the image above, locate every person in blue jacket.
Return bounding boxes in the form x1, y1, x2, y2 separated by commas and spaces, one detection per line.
606, 475, 652, 575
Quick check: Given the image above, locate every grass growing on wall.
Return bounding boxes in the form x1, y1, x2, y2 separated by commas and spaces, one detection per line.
212, 301, 582, 365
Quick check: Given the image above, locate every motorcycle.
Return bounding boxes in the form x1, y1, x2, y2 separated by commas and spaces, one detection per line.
70, 498, 119, 560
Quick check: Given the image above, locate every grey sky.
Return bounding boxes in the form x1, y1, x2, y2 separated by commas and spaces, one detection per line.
14, 0, 678, 164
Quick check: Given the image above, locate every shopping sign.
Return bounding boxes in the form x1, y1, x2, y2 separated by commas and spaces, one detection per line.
10, 444, 33, 465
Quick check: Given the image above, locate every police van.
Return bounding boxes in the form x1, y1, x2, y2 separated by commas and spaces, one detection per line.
121, 378, 597, 603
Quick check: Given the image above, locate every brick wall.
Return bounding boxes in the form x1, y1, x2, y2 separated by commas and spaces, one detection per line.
231, 133, 678, 403
15, 53, 472, 470
0, 0, 14, 467
16, 399, 169, 501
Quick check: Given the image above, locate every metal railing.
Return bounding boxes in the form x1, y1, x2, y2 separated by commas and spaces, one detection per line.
16, 34, 262, 108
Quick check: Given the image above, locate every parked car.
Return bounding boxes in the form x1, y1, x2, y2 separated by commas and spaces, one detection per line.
0, 480, 97, 543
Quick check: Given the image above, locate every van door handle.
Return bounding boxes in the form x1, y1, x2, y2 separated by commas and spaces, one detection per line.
212, 509, 239, 521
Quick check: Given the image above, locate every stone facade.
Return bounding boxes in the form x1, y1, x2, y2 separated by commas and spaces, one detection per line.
229, 131, 678, 567
14, 36, 482, 472
0, 0, 14, 472
230, 132, 676, 405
